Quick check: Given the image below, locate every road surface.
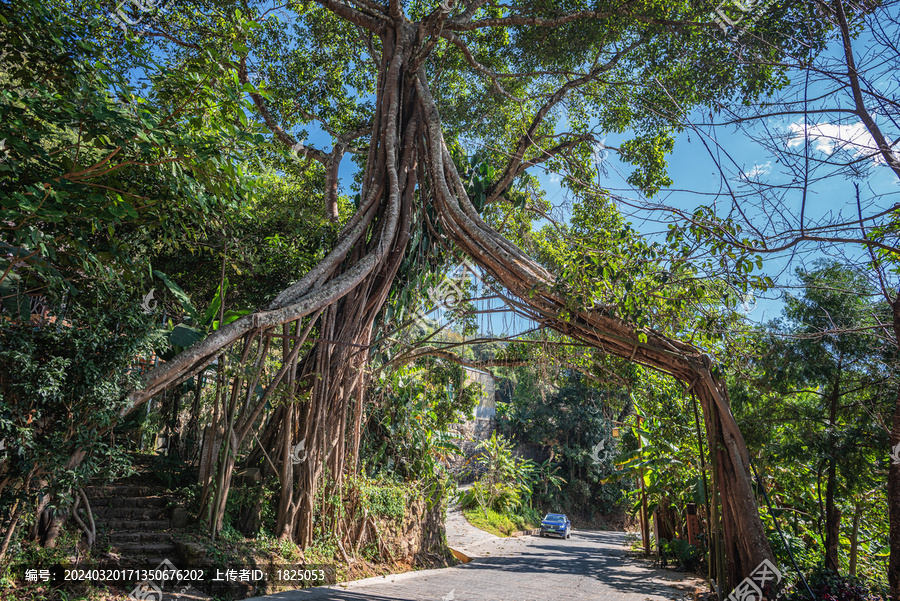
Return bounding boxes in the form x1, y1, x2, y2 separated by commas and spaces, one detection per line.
246, 511, 702, 601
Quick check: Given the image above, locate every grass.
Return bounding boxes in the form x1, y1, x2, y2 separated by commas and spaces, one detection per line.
462, 507, 537, 537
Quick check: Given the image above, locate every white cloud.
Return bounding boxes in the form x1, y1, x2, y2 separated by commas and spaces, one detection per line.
741, 161, 772, 180
786, 121, 886, 163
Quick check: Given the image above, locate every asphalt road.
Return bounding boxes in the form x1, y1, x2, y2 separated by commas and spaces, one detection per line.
245, 529, 701, 601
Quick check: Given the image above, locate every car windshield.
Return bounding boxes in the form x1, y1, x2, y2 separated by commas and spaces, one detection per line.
543, 514, 565, 522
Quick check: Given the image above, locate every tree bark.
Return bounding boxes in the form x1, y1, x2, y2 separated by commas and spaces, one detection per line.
182, 372, 205, 462
276, 23, 421, 547
0, 499, 22, 561
849, 502, 860, 577
889, 299, 900, 600
824, 476, 840, 573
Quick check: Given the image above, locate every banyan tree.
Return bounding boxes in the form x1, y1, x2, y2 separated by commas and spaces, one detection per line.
112, 0, 841, 590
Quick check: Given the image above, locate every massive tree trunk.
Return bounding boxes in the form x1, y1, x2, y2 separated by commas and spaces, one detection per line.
114, 13, 774, 588
275, 24, 422, 546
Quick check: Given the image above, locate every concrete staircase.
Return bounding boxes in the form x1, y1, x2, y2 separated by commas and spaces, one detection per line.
84, 483, 177, 566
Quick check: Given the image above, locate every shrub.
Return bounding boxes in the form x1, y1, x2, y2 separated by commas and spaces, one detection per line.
461, 507, 519, 537
659, 537, 702, 572
783, 566, 885, 601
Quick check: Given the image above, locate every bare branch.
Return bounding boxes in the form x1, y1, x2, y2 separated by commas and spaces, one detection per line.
391, 346, 530, 368
833, 0, 900, 179
487, 38, 644, 201
439, 31, 523, 100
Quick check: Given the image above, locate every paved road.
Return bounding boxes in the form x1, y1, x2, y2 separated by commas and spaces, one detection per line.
445, 503, 501, 551
246, 528, 701, 601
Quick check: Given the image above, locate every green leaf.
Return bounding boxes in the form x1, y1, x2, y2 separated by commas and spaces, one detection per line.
154, 270, 200, 322
169, 324, 203, 348
201, 277, 229, 327
0, 278, 30, 320
215, 308, 252, 330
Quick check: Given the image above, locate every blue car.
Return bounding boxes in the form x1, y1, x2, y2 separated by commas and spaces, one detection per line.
539, 513, 571, 539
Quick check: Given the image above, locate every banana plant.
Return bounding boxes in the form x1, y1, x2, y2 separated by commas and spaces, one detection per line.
535, 459, 567, 497
602, 422, 690, 518
153, 270, 251, 355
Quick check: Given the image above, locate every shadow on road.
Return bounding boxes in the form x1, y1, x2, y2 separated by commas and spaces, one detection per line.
252, 591, 423, 601
249, 530, 696, 601
458, 531, 686, 597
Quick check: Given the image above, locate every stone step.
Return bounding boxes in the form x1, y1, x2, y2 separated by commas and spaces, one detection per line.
115, 555, 177, 570
84, 485, 167, 498
106, 531, 173, 544
109, 542, 177, 555
99, 519, 171, 531
90, 496, 170, 508
92, 506, 168, 520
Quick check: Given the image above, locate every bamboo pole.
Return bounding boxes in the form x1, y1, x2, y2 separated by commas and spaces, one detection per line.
638, 417, 650, 556
690, 391, 713, 579
708, 402, 725, 594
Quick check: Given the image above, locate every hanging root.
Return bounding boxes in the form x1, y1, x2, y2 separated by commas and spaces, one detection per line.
71, 488, 96, 548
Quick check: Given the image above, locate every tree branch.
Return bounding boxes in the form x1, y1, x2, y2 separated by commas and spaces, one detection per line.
309, 0, 389, 33
238, 61, 329, 165
391, 346, 529, 368
487, 39, 644, 201
833, 0, 900, 179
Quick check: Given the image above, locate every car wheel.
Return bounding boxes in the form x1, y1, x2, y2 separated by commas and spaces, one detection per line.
540, 529, 545, 537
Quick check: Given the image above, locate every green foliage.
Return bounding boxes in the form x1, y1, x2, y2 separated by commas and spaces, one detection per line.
0, 526, 82, 589
782, 566, 886, 601
458, 480, 519, 514
358, 480, 410, 520
660, 537, 702, 572
148, 168, 343, 318
461, 507, 536, 538
0, 0, 261, 313
0, 0, 268, 554
532, 198, 754, 350
0, 301, 159, 515
457, 432, 540, 515
362, 360, 475, 481
224, 478, 279, 535
499, 368, 626, 517
731, 261, 891, 582
154, 271, 252, 354
151, 452, 193, 490
605, 384, 708, 527
618, 134, 675, 196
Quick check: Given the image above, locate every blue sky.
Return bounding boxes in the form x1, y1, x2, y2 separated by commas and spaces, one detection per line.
529, 102, 899, 328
